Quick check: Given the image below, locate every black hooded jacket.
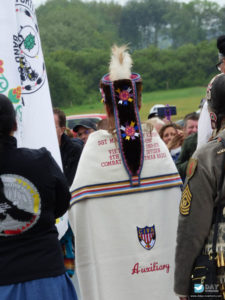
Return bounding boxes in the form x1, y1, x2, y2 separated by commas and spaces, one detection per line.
0, 136, 71, 285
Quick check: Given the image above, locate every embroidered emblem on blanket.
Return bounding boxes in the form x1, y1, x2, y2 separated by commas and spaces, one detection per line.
180, 184, 192, 216
137, 225, 156, 250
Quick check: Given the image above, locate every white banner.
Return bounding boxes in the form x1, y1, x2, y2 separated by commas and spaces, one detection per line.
0, 0, 67, 239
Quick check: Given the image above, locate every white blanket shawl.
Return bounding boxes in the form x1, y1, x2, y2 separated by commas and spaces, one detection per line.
69, 127, 182, 300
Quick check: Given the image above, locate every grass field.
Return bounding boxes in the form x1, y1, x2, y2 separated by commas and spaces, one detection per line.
61, 86, 207, 122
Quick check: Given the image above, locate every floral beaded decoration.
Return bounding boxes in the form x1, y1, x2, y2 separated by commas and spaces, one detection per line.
100, 73, 144, 187
120, 121, 139, 141
115, 86, 133, 106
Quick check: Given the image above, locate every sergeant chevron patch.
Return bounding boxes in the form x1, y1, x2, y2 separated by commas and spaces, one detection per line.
180, 184, 192, 216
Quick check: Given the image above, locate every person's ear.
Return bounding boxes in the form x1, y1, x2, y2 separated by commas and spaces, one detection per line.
10, 121, 17, 136
13, 121, 17, 132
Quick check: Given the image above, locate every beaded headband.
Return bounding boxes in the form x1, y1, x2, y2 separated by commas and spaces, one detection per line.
100, 72, 144, 186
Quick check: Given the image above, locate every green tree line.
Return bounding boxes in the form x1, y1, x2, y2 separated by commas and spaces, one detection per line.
36, 0, 221, 107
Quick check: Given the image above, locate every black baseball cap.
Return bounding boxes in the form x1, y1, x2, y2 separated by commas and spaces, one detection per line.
73, 119, 97, 132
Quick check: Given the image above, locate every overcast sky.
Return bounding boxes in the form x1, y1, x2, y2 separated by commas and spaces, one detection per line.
33, 0, 225, 8
33, 0, 127, 6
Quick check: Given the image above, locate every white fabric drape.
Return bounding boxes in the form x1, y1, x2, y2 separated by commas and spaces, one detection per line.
0, 0, 67, 239
70, 127, 182, 300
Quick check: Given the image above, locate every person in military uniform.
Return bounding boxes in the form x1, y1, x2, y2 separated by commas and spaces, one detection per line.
174, 73, 225, 299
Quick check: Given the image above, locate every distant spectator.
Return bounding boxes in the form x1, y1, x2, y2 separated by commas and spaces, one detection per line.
148, 104, 175, 124
176, 105, 203, 182
148, 104, 165, 119
53, 108, 82, 186
176, 133, 197, 182
145, 117, 165, 133
73, 120, 97, 144
175, 119, 184, 128
53, 108, 83, 280
159, 123, 184, 162
183, 112, 199, 137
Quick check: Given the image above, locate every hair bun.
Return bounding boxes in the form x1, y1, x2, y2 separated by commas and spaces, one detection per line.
217, 35, 225, 55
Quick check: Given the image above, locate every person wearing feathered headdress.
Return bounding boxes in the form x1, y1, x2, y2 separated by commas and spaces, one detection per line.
69, 45, 182, 300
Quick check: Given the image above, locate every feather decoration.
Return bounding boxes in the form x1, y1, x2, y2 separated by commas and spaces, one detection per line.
109, 45, 132, 81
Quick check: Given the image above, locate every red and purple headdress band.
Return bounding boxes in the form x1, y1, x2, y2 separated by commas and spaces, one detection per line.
100, 72, 144, 186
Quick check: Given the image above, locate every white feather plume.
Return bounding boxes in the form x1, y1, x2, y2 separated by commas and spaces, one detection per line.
109, 45, 132, 81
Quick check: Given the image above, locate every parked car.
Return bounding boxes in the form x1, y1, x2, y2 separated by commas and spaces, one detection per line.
66, 113, 107, 130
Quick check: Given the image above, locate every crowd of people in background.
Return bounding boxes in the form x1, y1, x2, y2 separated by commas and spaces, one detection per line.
147, 107, 199, 181
49, 35, 224, 300
2, 34, 225, 300
62, 102, 200, 185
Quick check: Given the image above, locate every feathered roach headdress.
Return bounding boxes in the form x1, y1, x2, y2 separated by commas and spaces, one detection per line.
100, 45, 144, 186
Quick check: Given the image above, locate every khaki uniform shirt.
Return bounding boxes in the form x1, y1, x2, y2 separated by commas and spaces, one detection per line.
174, 129, 225, 296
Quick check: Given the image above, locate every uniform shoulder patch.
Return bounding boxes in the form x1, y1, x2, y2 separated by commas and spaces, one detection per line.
180, 184, 192, 216
186, 158, 198, 180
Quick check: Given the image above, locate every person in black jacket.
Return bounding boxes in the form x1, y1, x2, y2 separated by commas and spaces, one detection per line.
54, 108, 83, 280
53, 108, 83, 187
0, 95, 77, 300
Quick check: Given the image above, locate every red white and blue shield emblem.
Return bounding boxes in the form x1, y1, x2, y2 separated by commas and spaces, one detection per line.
137, 225, 156, 250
